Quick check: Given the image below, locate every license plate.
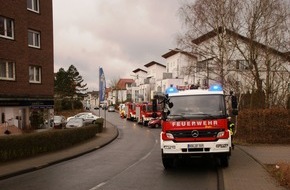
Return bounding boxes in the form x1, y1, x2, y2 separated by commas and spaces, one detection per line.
188, 144, 204, 148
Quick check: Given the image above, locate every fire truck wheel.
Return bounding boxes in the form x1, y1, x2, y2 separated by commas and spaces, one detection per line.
155, 123, 160, 128
220, 155, 229, 167
162, 157, 174, 169
162, 151, 174, 169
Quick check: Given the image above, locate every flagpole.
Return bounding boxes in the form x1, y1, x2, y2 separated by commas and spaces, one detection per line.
99, 67, 107, 128
98, 67, 101, 117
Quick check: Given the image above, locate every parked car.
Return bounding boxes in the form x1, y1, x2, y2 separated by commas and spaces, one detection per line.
107, 105, 115, 112
80, 114, 100, 124
67, 112, 100, 124
65, 118, 84, 128
53, 115, 66, 129
66, 112, 93, 122
148, 118, 161, 128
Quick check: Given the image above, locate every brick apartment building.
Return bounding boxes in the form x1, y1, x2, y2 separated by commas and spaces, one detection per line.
0, 0, 54, 129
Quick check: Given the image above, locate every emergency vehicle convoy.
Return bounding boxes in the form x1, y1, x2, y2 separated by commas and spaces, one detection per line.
152, 85, 238, 169
135, 102, 162, 126
124, 102, 137, 121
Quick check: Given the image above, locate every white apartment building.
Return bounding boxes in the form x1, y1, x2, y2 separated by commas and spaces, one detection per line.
135, 61, 166, 102
191, 27, 289, 107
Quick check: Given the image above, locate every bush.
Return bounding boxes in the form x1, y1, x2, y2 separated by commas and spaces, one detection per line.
235, 108, 290, 144
0, 119, 103, 162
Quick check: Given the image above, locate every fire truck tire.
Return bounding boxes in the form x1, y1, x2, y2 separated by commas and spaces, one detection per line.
162, 151, 174, 169
220, 155, 229, 167
162, 157, 174, 169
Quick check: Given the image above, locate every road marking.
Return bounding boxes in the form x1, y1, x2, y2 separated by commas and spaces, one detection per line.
89, 133, 158, 190
89, 182, 107, 190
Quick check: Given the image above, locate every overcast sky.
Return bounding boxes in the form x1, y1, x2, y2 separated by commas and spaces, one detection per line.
53, 0, 184, 91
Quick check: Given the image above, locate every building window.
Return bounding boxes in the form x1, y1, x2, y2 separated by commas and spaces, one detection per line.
0, 16, 14, 39
197, 61, 207, 72
27, 0, 40, 13
29, 66, 41, 83
0, 59, 15, 80
28, 30, 40, 48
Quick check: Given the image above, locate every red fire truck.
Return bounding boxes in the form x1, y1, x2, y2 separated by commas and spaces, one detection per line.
124, 102, 138, 121
153, 85, 238, 169
135, 102, 161, 126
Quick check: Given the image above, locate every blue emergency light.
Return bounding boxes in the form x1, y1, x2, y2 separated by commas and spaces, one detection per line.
209, 84, 223, 91
165, 86, 179, 94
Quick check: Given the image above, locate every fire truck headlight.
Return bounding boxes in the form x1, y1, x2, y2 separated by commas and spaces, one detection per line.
166, 133, 174, 139
217, 131, 225, 138
216, 131, 229, 139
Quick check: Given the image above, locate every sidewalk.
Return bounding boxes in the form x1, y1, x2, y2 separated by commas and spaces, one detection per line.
0, 122, 290, 190
223, 145, 290, 190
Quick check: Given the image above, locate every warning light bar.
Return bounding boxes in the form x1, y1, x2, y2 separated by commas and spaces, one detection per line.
165, 86, 179, 94
209, 84, 223, 91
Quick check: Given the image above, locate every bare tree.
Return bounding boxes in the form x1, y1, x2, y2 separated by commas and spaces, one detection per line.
177, 0, 290, 108
235, 0, 290, 108
177, 0, 243, 90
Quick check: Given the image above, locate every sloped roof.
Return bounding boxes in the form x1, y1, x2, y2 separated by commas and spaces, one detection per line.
132, 68, 147, 73
117, 79, 134, 90
192, 27, 290, 61
144, 61, 166, 68
162, 48, 197, 59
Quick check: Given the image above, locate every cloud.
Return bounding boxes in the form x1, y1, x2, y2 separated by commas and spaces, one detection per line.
53, 0, 182, 91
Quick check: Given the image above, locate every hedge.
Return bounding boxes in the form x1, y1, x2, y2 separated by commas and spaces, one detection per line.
235, 108, 290, 144
0, 118, 104, 162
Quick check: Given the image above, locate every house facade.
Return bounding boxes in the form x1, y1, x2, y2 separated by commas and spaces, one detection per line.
108, 79, 134, 105
0, 0, 54, 129
191, 28, 290, 107
160, 49, 198, 91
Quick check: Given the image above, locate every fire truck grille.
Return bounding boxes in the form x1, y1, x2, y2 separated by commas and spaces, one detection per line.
169, 129, 222, 138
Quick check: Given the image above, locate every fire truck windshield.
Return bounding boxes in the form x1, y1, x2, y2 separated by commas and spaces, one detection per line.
147, 105, 153, 112
168, 94, 226, 118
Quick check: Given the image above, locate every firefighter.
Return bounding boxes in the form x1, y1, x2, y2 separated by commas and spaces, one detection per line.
119, 104, 125, 118
228, 117, 235, 149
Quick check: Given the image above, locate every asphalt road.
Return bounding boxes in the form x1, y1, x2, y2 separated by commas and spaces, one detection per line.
0, 110, 222, 190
